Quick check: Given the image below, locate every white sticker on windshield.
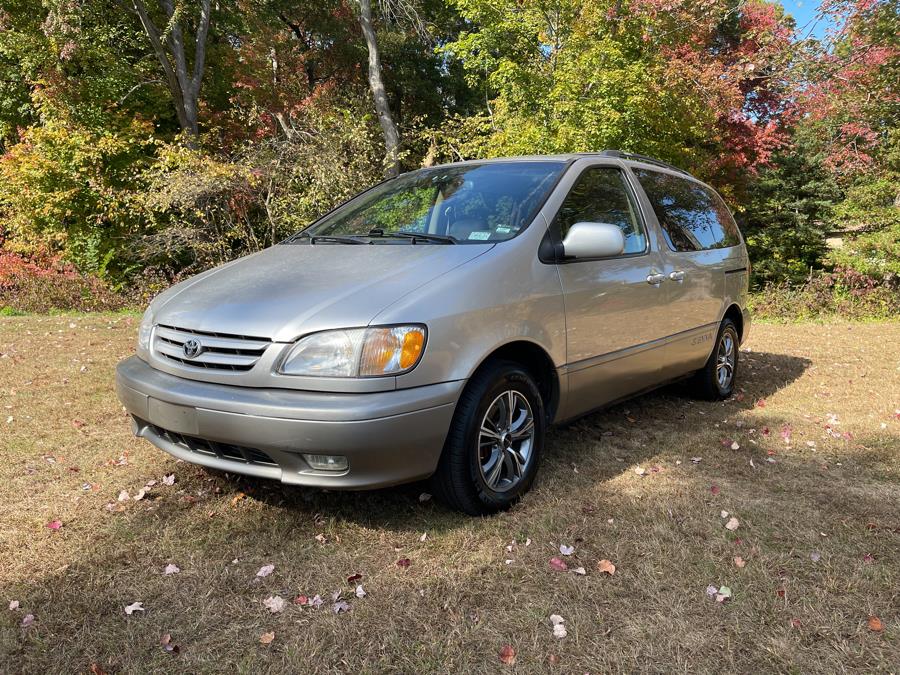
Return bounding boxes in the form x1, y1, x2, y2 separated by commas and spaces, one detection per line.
495, 226, 512, 234
468, 231, 491, 240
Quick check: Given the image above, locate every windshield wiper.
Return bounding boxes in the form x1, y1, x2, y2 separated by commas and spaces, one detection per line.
309, 234, 369, 245
368, 229, 457, 245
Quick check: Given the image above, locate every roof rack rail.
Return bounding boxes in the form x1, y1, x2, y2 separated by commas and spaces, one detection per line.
598, 150, 690, 175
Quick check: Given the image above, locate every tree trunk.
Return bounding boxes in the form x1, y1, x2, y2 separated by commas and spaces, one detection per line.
129, 0, 210, 141
357, 0, 401, 177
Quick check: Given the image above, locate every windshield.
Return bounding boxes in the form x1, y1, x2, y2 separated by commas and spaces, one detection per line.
293, 161, 566, 244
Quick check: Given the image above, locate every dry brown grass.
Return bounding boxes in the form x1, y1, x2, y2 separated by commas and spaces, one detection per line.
1, 315, 898, 674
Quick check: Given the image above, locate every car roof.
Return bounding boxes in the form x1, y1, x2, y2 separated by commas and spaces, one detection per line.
432, 150, 693, 178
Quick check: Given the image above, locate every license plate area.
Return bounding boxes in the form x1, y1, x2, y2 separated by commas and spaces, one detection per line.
148, 398, 199, 436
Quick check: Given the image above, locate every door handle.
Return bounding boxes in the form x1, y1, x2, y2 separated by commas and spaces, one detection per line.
669, 270, 685, 282
646, 273, 666, 286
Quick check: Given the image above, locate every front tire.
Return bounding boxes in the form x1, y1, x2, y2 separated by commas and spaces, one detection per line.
430, 360, 545, 516
689, 318, 740, 400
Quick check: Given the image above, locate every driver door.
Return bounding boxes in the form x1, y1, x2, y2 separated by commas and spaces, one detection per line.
550, 163, 671, 417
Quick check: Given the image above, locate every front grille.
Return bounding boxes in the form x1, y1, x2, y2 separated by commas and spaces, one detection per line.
148, 423, 278, 466
153, 324, 270, 372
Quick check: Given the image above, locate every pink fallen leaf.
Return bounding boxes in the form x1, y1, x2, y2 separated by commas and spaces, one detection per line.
396, 558, 411, 568
256, 564, 275, 578
46, 520, 62, 531
499, 644, 517, 666
549, 557, 568, 572
164, 564, 180, 576
124, 602, 145, 615
725, 517, 740, 531
162, 474, 176, 486
733, 556, 746, 568
21, 613, 35, 627
710, 485, 720, 495
259, 631, 275, 645
117, 490, 130, 502
9, 600, 20, 611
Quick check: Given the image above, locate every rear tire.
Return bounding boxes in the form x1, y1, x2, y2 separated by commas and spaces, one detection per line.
430, 360, 545, 516
688, 318, 739, 400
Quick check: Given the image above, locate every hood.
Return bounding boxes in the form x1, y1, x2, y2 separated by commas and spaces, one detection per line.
153, 243, 493, 342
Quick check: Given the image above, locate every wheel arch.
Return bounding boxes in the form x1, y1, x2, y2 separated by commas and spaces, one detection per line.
467, 339, 560, 423
723, 303, 744, 342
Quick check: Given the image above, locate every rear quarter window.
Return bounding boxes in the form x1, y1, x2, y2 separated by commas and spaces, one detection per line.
632, 168, 742, 252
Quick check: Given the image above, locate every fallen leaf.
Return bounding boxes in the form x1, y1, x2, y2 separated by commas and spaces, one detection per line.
790, 618, 802, 629
396, 558, 411, 568
230, 492, 247, 506
634, 466, 647, 476
355, 585, 366, 599
725, 517, 740, 531
256, 564, 275, 578
21, 613, 34, 627
420, 532, 427, 542
118, 490, 130, 502
549, 614, 567, 638
863, 553, 875, 564
259, 631, 275, 645
309, 594, 324, 609
160, 633, 180, 655
715, 586, 732, 603
559, 544, 574, 556
868, 616, 884, 632
691, 457, 702, 464
163, 564, 180, 576
333, 600, 351, 614
162, 474, 175, 486
710, 485, 720, 495
597, 559, 616, 575
548, 654, 561, 665
810, 552, 821, 563
549, 557, 568, 572
89, 663, 106, 675
124, 602, 145, 615
293, 595, 308, 605
571, 566, 587, 576
418, 492, 432, 503
731, 441, 740, 450
346, 573, 362, 584
733, 556, 746, 568
133, 488, 147, 501
706, 585, 718, 597
46, 519, 62, 531
263, 596, 287, 613
756, 398, 766, 408
499, 644, 516, 665
9, 600, 20, 610
314, 533, 327, 544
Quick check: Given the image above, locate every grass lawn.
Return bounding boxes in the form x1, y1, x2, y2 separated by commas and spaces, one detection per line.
1, 315, 898, 673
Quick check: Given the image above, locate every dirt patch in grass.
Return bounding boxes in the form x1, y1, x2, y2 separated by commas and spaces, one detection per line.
1, 316, 898, 673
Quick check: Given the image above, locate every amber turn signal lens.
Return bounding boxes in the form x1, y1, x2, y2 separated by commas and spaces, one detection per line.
399, 329, 424, 369
358, 325, 426, 376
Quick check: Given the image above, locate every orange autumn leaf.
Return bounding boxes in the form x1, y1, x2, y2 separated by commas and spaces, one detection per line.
597, 559, 616, 575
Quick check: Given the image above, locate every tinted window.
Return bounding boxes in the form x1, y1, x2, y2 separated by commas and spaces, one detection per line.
299, 161, 565, 243
553, 167, 646, 254
633, 169, 741, 251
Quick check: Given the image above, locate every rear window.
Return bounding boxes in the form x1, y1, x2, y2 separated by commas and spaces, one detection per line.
632, 169, 741, 252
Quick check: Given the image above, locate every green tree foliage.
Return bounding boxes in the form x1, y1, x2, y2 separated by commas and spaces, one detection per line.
0, 0, 895, 306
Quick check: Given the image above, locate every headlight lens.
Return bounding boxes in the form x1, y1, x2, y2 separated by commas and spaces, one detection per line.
137, 307, 155, 352
279, 325, 426, 377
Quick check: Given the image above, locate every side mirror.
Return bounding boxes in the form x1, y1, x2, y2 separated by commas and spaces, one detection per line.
560, 222, 626, 259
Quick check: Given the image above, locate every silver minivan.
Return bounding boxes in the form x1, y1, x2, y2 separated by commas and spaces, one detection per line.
116, 151, 750, 514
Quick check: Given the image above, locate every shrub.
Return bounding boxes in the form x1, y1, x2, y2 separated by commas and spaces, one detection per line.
750, 267, 900, 321
0, 251, 128, 313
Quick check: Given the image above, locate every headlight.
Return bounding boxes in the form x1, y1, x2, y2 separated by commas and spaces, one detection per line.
137, 307, 155, 352
279, 325, 426, 377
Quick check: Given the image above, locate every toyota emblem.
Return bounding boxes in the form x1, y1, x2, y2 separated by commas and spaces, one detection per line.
182, 338, 202, 359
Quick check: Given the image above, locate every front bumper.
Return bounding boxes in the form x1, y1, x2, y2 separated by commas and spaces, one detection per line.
115, 356, 462, 489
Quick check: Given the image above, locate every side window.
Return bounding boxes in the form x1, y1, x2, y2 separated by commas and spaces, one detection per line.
553, 167, 647, 255
632, 169, 741, 251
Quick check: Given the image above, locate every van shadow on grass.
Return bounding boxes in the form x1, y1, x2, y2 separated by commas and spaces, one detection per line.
217, 349, 812, 530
